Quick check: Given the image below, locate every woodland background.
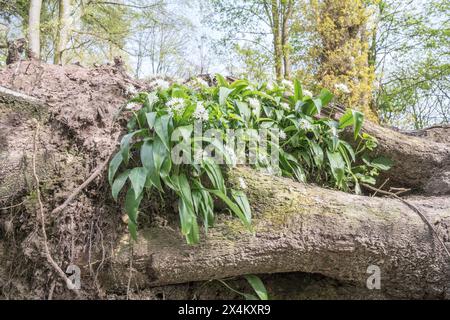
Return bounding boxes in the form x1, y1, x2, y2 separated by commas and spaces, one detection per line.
0, 0, 448, 129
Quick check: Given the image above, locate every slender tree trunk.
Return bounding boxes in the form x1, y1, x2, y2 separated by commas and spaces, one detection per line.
271, 0, 283, 80
54, 0, 71, 65
281, 0, 294, 79
28, 0, 42, 59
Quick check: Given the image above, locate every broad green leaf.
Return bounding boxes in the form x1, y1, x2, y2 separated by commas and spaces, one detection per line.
244, 275, 269, 300
294, 79, 303, 102
154, 114, 170, 151
125, 188, 143, 240
309, 141, 324, 167
111, 169, 129, 201
318, 89, 333, 107
185, 217, 199, 245
140, 140, 162, 191
232, 190, 252, 225
208, 189, 252, 229
370, 156, 394, 171
352, 110, 364, 140
178, 198, 194, 238
202, 158, 226, 194
215, 74, 229, 88
219, 87, 234, 106
129, 167, 147, 199
108, 152, 123, 185
153, 136, 168, 173
340, 140, 356, 162
120, 132, 135, 165
338, 109, 354, 129
327, 150, 345, 185
174, 125, 193, 142
146, 112, 157, 130
236, 101, 251, 121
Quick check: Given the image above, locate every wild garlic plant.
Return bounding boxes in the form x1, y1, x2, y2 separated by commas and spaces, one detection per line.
109, 75, 392, 243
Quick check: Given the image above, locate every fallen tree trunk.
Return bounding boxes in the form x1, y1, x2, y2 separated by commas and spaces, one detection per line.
1, 62, 450, 300
110, 167, 450, 299
361, 121, 450, 195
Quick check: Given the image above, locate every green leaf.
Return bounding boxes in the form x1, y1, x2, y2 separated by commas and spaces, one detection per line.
327, 150, 345, 185
208, 189, 252, 229
309, 141, 324, 167
120, 132, 135, 165
244, 275, 269, 300
140, 140, 162, 191
108, 152, 123, 185
370, 156, 393, 171
231, 190, 252, 225
174, 125, 193, 142
146, 112, 157, 130
129, 167, 147, 199
215, 74, 229, 88
111, 169, 129, 201
352, 110, 364, 140
318, 89, 333, 107
219, 87, 234, 106
235, 101, 251, 121
338, 109, 354, 129
153, 136, 168, 173
154, 114, 170, 151
340, 140, 356, 162
202, 158, 226, 194
294, 79, 303, 102
125, 188, 143, 240
178, 198, 194, 239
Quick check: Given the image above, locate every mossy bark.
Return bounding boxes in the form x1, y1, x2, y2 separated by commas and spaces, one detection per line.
110, 167, 450, 299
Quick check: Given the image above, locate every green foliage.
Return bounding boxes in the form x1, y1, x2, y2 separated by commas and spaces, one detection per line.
109, 76, 391, 243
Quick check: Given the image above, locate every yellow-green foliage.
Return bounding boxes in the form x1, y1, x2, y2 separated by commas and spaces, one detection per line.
308, 0, 378, 122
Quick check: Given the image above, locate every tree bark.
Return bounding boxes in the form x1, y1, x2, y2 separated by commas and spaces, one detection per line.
281, 0, 293, 79
110, 167, 450, 298
360, 121, 450, 195
54, 0, 71, 65
271, 0, 283, 80
28, 0, 42, 59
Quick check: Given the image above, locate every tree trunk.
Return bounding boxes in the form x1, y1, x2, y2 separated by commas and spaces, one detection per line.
281, 0, 293, 79
109, 167, 450, 299
1, 63, 449, 299
271, 0, 283, 80
54, 0, 71, 65
28, 0, 42, 59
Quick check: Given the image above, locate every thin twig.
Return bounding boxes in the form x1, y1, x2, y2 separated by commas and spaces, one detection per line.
362, 183, 450, 258
51, 157, 110, 215
31, 120, 81, 299
371, 178, 390, 197
0, 201, 25, 210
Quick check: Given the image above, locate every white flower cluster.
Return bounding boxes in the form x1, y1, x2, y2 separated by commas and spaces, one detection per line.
281, 79, 294, 92
147, 92, 159, 106
186, 77, 209, 89
266, 80, 275, 91
303, 89, 313, 97
248, 97, 261, 109
335, 83, 351, 94
150, 79, 170, 91
125, 102, 142, 111
193, 102, 209, 122
126, 85, 138, 97
279, 130, 287, 140
166, 97, 185, 116
280, 102, 290, 111
238, 177, 247, 190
